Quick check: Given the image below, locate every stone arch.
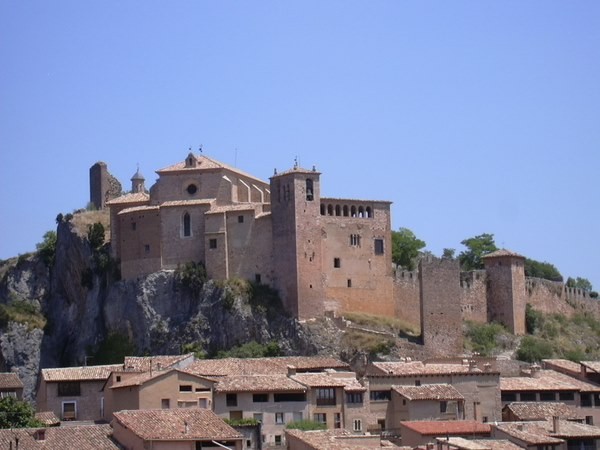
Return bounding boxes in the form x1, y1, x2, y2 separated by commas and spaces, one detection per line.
335, 204, 341, 216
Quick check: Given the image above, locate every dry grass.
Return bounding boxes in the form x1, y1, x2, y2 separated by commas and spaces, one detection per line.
343, 311, 420, 336
71, 209, 110, 240
342, 329, 394, 355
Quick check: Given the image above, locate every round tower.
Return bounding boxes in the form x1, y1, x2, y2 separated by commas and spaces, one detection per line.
131, 167, 145, 193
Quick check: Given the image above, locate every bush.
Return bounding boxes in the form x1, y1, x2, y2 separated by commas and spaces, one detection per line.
87, 222, 105, 250
36, 230, 57, 268
0, 396, 42, 428
176, 262, 208, 297
216, 341, 282, 359
517, 336, 554, 362
525, 304, 544, 334
286, 420, 327, 431
92, 332, 135, 365
225, 418, 259, 426
0, 300, 46, 330
342, 330, 394, 356
465, 321, 506, 356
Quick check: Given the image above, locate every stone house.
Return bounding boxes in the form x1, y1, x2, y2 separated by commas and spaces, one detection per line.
364, 360, 501, 431
285, 429, 390, 449
500, 367, 600, 425
36, 364, 122, 421
112, 408, 243, 450
398, 420, 492, 447
388, 383, 465, 423
0, 372, 24, 400
502, 402, 584, 422
103, 368, 216, 421
0, 424, 119, 450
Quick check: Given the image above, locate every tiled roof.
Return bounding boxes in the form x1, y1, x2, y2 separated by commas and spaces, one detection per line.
482, 249, 524, 259
34, 411, 60, 426
400, 420, 491, 436
291, 373, 365, 391
439, 437, 522, 450
113, 408, 242, 441
123, 354, 193, 372
504, 402, 583, 421
392, 383, 464, 401
581, 361, 600, 373
214, 375, 306, 393
368, 361, 486, 376
117, 205, 159, 215
186, 356, 348, 377
206, 203, 265, 213
41, 364, 123, 382
548, 420, 600, 438
286, 429, 391, 450
501, 370, 600, 392
106, 192, 149, 205
0, 424, 119, 449
0, 372, 23, 389
161, 199, 215, 207
320, 196, 393, 204
494, 421, 578, 444
157, 154, 266, 185
542, 359, 582, 376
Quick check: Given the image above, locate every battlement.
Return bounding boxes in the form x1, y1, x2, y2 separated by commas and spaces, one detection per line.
460, 270, 486, 289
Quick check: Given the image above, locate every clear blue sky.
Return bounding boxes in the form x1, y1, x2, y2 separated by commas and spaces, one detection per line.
1, 1, 598, 289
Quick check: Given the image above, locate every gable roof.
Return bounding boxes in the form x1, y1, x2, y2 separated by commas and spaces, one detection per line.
581, 361, 600, 373
41, 364, 123, 382
110, 368, 215, 390
400, 420, 491, 436
113, 408, 242, 441
392, 383, 464, 401
285, 428, 388, 449
0, 372, 23, 389
214, 375, 306, 393
503, 402, 583, 421
367, 361, 490, 377
439, 437, 523, 450
493, 420, 600, 443
481, 249, 524, 259
500, 370, 600, 393
122, 354, 194, 372
0, 424, 119, 450
290, 373, 365, 392
106, 191, 149, 206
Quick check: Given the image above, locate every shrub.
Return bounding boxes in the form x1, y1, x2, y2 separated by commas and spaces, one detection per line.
0, 300, 46, 330
216, 341, 282, 359
92, 332, 135, 365
176, 262, 208, 297
286, 420, 327, 431
525, 304, 543, 334
342, 329, 394, 356
0, 396, 42, 428
225, 418, 259, 426
36, 230, 57, 268
517, 336, 554, 362
465, 321, 506, 356
87, 222, 105, 250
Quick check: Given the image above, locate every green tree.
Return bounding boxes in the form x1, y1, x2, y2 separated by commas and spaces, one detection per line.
516, 336, 554, 362
391, 228, 426, 271
524, 259, 563, 282
442, 248, 456, 259
0, 397, 41, 428
36, 230, 57, 268
458, 233, 497, 271
286, 420, 327, 431
87, 222, 105, 250
566, 277, 593, 292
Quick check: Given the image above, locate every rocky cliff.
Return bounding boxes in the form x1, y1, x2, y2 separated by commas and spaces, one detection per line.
0, 215, 327, 401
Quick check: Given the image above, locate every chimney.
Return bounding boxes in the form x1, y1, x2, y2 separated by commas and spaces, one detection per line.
483, 363, 492, 372
552, 416, 560, 433
287, 365, 297, 376
184, 421, 189, 434
530, 364, 541, 378
468, 360, 477, 371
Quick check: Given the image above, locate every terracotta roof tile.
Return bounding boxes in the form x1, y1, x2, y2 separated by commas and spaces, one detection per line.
581, 361, 600, 373
469, 439, 524, 450
41, 364, 123, 382
286, 428, 391, 449
161, 199, 215, 207
117, 205, 159, 215
482, 249, 524, 259
113, 408, 242, 441
542, 359, 582, 376
493, 421, 565, 444
0, 372, 23, 389
123, 354, 194, 372
504, 402, 583, 421
291, 373, 365, 391
369, 361, 485, 376
439, 437, 522, 450
215, 375, 306, 393
0, 424, 119, 449
392, 383, 464, 401
501, 370, 600, 392
106, 192, 149, 205
400, 420, 491, 436
34, 411, 60, 426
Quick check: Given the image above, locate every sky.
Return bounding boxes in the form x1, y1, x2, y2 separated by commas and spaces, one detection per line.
1, 1, 598, 289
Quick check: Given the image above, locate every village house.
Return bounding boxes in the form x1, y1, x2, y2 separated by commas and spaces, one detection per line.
0, 372, 24, 400
502, 402, 584, 423
36, 364, 122, 421
112, 408, 244, 450
492, 418, 600, 450
0, 424, 119, 450
500, 366, 600, 425
435, 436, 523, 450
364, 360, 501, 431
388, 383, 465, 423
285, 428, 397, 449
398, 420, 492, 447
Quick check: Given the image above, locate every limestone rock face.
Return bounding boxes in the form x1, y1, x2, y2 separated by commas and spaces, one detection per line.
0, 218, 319, 400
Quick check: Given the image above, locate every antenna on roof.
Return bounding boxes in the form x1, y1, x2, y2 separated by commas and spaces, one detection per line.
294, 156, 298, 169
199, 144, 203, 153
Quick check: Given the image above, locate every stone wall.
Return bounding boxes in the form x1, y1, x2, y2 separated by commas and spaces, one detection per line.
526, 277, 600, 317
89, 162, 122, 210
460, 270, 488, 323
393, 270, 421, 330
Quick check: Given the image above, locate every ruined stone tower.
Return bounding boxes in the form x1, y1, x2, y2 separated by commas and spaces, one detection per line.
270, 165, 325, 319
419, 256, 463, 356
89, 162, 122, 210
483, 249, 526, 335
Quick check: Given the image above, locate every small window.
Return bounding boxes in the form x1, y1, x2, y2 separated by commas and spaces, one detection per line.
246, 440, 252, 448
306, 179, 314, 201
238, 215, 244, 223
58, 382, 81, 397
179, 385, 192, 392
415, 380, 421, 386
501, 393, 517, 402
483, 416, 488, 423
144, 244, 150, 254
314, 413, 326, 424
353, 419, 362, 431
253, 393, 268, 403
62, 401, 76, 420
350, 234, 361, 246
274, 435, 282, 446
334, 257, 341, 268
370, 390, 391, 401
226, 393, 237, 407
255, 274, 261, 284
374, 239, 384, 255
334, 413, 341, 429
253, 413, 263, 423
183, 212, 191, 237
586, 416, 594, 425
346, 392, 363, 404
186, 184, 197, 195
209, 238, 217, 249
520, 392, 537, 402
275, 412, 284, 424
347, 279, 352, 288
116, 376, 121, 382
161, 398, 170, 409
316, 388, 336, 406
131, 222, 136, 231
440, 401, 447, 413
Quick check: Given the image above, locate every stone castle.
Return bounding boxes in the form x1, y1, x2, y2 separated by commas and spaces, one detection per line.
91, 152, 598, 355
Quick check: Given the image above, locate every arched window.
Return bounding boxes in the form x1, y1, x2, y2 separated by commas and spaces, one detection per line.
365, 206, 372, 218
343, 205, 349, 217
183, 212, 191, 237
306, 179, 314, 201
351, 206, 357, 217
335, 205, 341, 216
327, 204, 334, 216
320, 204, 326, 215
358, 206, 364, 218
